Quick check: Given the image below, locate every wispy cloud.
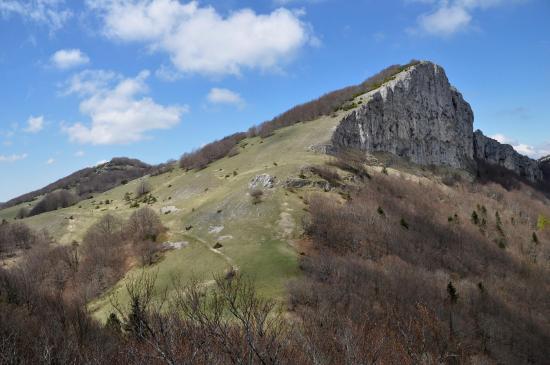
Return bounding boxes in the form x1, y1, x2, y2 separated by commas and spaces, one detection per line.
46, 157, 55, 164
62, 69, 186, 145
408, 0, 523, 37
87, 0, 314, 76
490, 134, 550, 159
24, 115, 44, 133
51, 49, 90, 69
0, 0, 72, 32
207, 88, 245, 108
0, 153, 28, 162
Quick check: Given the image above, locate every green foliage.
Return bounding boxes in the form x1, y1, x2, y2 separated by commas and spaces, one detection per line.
495, 238, 507, 249
447, 281, 458, 304
471, 211, 479, 225
537, 215, 549, 230
105, 313, 122, 333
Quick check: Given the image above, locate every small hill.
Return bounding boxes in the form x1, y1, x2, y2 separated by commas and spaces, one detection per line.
0, 157, 153, 210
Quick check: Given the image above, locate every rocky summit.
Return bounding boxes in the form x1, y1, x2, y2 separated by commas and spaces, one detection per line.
330, 61, 545, 183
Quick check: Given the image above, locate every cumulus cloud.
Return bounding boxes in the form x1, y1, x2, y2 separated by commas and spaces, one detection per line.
86, 0, 313, 76
490, 134, 550, 159
62, 69, 186, 145
51, 49, 90, 69
46, 157, 55, 164
24, 115, 44, 133
0, 153, 28, 162
0, 0, 72, 32
411, 0, 522, 36
207, 88, 244, 108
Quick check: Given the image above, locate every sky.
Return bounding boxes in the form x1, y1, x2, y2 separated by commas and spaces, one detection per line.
0, 0, 549, 202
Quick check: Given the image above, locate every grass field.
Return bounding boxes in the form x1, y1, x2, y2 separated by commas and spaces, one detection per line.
1, 111, 346, 321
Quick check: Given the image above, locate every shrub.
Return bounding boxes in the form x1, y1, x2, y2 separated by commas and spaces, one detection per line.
309, 165, 340, 186
250, 189, 264, 205
126, 207, 165, 242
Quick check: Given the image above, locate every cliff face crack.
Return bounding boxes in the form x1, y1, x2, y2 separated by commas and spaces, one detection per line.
330, 61, 544, 183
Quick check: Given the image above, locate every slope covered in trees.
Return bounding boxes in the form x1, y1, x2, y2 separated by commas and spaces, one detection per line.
1, 158, 153, 210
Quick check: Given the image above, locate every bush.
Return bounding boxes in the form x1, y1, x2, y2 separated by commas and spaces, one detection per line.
309, 165, 340, 186
250, 189, 264, 205
0, 221, 43, 254
126, 207, 164, 242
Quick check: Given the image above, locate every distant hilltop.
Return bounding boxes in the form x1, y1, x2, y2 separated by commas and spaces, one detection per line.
330, 61, 544, 183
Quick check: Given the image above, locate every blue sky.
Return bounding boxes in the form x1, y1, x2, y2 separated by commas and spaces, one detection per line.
0, 0, 549, 201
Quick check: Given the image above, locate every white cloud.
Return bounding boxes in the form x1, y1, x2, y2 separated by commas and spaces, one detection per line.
490, 133, 513, 144
207, 88, 244, 108
95, 159, 108, 166
46, 157, 55, 164
75, 150, 85, 157
0, 153, 28, 162
490, 134, 550, 159
155, 64, 183, 82
51, 49, 90, 69
411, 0, 521, 36
62, 69, 186, 145
24, 115, 44, 133
0, 0, 72, 32
87, 0, 313, 76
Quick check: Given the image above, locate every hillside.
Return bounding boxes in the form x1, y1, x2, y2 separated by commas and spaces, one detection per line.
0, 157, 153, 210
1, 61, 549, 364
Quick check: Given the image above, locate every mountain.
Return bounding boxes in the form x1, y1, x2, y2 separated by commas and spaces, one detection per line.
330, 60, 544, 182
0, 157, 153, 210
1, 61, 549, 364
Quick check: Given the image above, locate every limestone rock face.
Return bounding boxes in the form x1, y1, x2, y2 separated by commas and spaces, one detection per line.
330, 61, 544, 183
331, 61, 474, 169
538, 155, 550, 182
249, 174, 276, 189
473, 131, 543, 182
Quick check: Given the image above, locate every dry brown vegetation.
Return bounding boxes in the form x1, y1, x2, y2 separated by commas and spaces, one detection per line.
1, 157, 152, 210
176, 62, 420, 173
248, 61, 420, 139
179, 132, 246, 170
289, 160, 550, 364
0, 220, 48, 258
1, 164, 549, 364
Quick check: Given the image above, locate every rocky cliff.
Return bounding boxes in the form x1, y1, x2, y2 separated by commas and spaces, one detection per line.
331, 61, 474, 169
330, 61, 544, 182
540, 155, 550, 182
473, 131, 543, 182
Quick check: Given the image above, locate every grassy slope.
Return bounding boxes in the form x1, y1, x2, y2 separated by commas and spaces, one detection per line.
1, 112, 345, 320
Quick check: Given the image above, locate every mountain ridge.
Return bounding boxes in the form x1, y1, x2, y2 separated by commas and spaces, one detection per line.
330, 60, 545, 183
0, 157, 153, 210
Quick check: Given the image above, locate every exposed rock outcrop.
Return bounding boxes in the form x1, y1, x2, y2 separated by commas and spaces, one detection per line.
249, 174, 276, 189
330, 61, 544, 182
540, 156, 550, 182
331, 61, 474, 169
473, 131, 543, 182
